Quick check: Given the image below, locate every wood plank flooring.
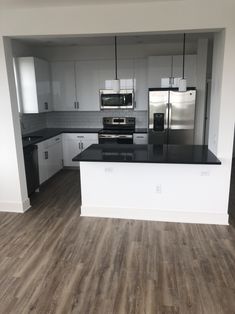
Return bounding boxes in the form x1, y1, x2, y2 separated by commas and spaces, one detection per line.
0, 169, 235, 313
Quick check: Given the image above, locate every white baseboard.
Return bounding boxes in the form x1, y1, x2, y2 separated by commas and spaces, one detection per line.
0, 198, 31, 213
81, 206, 229, 225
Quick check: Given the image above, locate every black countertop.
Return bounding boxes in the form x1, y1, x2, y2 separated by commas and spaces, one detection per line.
22, 128, 102, 148
22, 127, 148, 148
72, 144, 221, 165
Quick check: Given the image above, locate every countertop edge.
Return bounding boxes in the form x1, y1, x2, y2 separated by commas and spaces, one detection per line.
72, 144, 221, 165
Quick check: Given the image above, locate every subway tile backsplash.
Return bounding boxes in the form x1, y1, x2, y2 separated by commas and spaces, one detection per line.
46, 111, 148, 129
21, 113, 47, 134
21, 110, 147, 134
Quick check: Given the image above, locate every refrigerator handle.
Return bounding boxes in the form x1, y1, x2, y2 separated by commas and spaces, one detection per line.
168, 103, 172, 129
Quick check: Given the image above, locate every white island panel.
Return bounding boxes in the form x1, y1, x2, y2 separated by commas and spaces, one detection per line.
80, 161, 228, 225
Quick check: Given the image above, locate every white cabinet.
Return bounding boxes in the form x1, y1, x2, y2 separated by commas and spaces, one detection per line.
118, 59, 134, 82
51, 61, 77, 111
15, 57, 52, 113
172, 55, 197, 87
37, 140, 49, 184
99, 58, 134, 90
51, 60, 100, 111
37, 135, 63, 184
147, 55, 197, 88
134, 58, 148, 111
62, 133, 98, 167
148, 56, 172, 88
75, 61, 100, 111
99, 59, 114, 90
133, 133, 148, 144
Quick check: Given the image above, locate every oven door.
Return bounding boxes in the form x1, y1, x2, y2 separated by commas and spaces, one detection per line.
99, 134, 133, 144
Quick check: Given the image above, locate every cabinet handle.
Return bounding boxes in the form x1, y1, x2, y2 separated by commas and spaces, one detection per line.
78, 142, 81, 149
74, 101, 77, 109
77, 136, 84, 138
55, 137, 60, 141
81, 142, 83, 150
44, 151, 48, 159
77, 101, 79, 109
44, 102, 48, 110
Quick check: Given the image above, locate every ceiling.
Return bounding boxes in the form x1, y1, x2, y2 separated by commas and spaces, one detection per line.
13, 33, 214, 47
0, 0, 182, 9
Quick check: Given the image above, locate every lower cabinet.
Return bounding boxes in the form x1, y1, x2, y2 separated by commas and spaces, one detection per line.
37, 135, 63, 184
62, 133, 98, 167
133, 133, 148, 144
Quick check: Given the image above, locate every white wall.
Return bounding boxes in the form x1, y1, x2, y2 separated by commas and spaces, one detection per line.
0, 0, 234, 214
0, 37, 30, 212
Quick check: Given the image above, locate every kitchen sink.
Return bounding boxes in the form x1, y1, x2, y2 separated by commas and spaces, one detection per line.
22, 135, 43, 142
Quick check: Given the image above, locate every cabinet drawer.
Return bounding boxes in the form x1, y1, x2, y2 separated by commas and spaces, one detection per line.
47, 135, 62, 146
63, 133, 98, 141
37, 138, 50, 149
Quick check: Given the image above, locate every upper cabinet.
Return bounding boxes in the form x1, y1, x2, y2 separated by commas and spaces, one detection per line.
172, 55, 197, 87
16, 53, 198, 114
51, 61, 77, 111
134, 58, 148, 111
148, 56, 172, 88
75, 61, 100, 111
15, 57, 52, 113
147, 55, 197, 88
51, 61, 100, 111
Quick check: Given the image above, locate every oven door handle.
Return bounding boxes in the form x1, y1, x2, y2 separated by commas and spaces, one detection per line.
99, 134, 133, 139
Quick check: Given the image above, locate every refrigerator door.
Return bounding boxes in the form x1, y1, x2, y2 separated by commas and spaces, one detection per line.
168, 90, 196, 144
148, 90, 169, 144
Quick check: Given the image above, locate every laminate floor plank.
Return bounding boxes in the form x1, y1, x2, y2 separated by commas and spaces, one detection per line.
0, 169, 235, 313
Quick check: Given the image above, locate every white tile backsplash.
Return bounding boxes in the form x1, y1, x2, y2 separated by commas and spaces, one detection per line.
46, 111, 147, 129
21, 110, 147, 134
21, 113, 47, 134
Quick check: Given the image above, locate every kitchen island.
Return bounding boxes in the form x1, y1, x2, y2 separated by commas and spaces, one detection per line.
73, 144, 228, 225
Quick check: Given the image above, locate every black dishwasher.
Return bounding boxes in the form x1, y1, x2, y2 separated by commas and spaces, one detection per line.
23, 145, 39, 196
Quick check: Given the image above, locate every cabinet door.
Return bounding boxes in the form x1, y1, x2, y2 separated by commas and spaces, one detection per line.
99, 59, 114, 90
15, 57, 40, 114
75, 61, 100, 111
48, 136, 63, 177
81, 138, 99, 151
37, 141, 50, 184
134, 58, 148, 110
51, 61, 77, 111
62, 135, 81, 167
118, 59, 134, 88
172, 55, 197, 87
34, 58, 52, 112
147, 56, 172, 88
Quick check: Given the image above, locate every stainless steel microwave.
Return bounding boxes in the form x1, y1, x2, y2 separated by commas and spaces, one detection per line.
100, 89, 134, 109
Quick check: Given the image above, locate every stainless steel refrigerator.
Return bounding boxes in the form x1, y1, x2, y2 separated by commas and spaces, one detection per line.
148, 88, 196, 145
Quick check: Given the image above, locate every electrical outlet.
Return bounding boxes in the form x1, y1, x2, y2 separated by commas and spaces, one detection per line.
155, 185, 162, 194
105, 167, 113, 173
201, 171, 210, 176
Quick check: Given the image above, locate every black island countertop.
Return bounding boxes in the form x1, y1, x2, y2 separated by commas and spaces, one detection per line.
72, 144, 221, 165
